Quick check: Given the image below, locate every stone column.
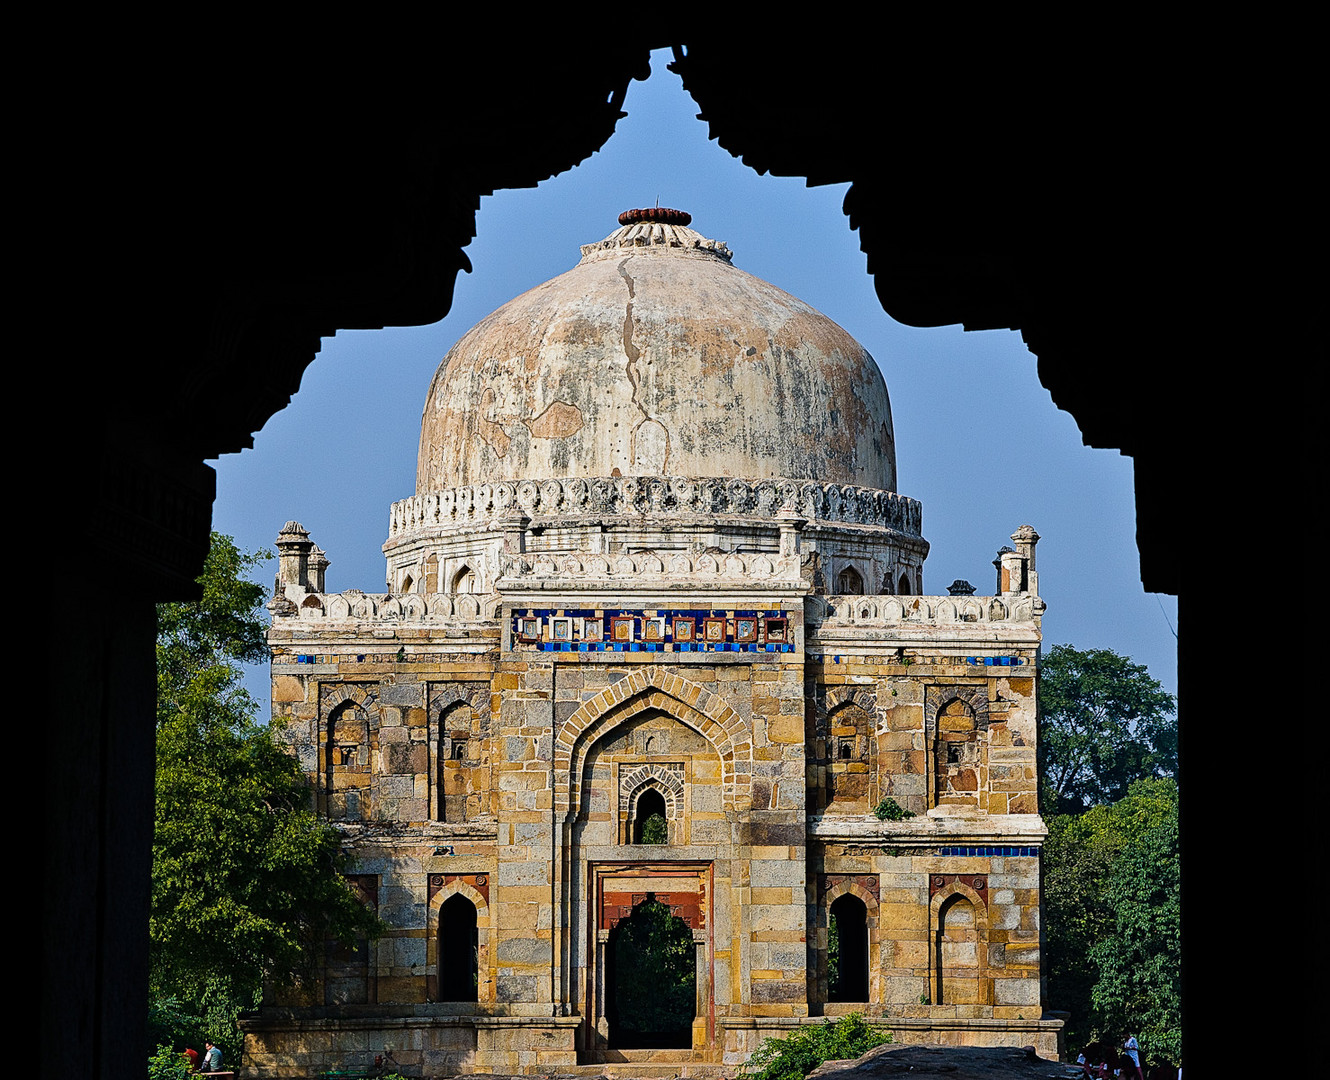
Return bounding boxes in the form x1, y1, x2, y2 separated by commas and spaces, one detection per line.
693, 928, 710, 1050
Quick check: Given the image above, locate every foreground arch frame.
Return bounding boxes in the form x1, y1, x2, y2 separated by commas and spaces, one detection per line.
47, 34, 1288, 1080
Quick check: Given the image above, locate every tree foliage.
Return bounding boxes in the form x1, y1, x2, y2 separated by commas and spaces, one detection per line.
1040, 644, 1176, 814
612, 899, 695, 1037
1044, 778, 1180, 1061
640, 811, 668, 844
152, 533, 382, 1051
148, 1044, 196, 1080
1090, 798, 1181, 1063
743, 1014, 890, 1080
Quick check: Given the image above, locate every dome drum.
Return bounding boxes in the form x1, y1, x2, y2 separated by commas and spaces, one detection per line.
382, 473, 928, 601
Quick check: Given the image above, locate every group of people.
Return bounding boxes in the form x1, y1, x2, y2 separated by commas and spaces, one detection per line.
181, 1039, 223, 1074
1075, 1035, 1169, 1079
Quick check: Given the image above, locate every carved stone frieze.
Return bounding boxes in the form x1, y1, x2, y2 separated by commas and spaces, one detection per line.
388, 476, 923, 538
498, 548, 792, 583
272, 590, 498, 622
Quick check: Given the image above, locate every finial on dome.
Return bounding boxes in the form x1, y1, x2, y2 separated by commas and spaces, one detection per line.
582, 209, 730, 262
619, 207, 692, 227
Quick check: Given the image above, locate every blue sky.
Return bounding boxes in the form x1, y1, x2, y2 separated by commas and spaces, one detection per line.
212, 50, 1177, 713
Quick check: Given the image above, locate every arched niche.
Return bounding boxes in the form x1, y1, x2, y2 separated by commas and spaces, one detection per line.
837, 565, 864, 595
427, 876, 493, 1005
323, 874, 378, 1006
555, 667, 749, 819
825, 702, 876, 813
321, 685, 380, 822
924, 686, 990, 811
428, 683, 491, 822
929, 878, 990, 1009
452, 564, 477, 594
821, 876, 881, 1009
574, 711, 708, 850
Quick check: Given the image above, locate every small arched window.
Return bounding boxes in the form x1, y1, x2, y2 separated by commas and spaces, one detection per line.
837, 566, 864, 595
452, 565, 477, 594
633, 788, 668, 845
898, 572, 911, 596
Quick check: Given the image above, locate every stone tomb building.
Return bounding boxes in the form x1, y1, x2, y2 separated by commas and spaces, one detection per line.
244, 210, 1060, 1075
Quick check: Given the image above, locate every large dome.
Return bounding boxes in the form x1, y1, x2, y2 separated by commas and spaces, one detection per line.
416, 211, 897, 494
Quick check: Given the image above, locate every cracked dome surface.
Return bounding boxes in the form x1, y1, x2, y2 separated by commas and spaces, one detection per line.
416, 216, 897, 494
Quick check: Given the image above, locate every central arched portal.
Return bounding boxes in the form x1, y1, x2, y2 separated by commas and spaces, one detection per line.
607, 895, 695, 1047
589, 864, 711, 1059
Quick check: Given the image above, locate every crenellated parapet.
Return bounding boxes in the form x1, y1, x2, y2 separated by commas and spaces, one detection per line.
817, 593, 1043, 626
270, 589, 499, 623
388, 476, 924, 539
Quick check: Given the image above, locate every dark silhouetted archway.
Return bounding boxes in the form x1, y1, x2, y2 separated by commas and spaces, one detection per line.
829, 894, 869, 1003
608, 897, 695, 1048
438, 894, 478, 1002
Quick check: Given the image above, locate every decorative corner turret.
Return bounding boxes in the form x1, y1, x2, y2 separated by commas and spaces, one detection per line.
994, 525, 1040, 596
1011, 524, 1040, 596
309, 545, 329, 593
273, 521, 330, 602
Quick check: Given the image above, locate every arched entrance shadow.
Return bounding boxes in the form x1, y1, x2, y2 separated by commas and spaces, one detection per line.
829, 893, 869, 1003
606, 895, 696, 1049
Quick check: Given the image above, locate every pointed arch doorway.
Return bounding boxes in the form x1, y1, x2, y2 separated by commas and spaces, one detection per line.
588, 863, 712, 1060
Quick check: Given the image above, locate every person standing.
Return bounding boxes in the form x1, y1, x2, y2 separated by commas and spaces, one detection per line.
1122, 1035, 1145, 1080
202, 1040, 222, 1073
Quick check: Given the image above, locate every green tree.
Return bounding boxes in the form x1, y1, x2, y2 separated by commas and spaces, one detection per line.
1090, 796, 1181, 1063
612, 899, 696, 1038
743, 1014, 890, 1080
1043, 778, 1179, 1058
1040, 644, 1176, 814
640, 812, 668, 844
151, 533, 382, 1052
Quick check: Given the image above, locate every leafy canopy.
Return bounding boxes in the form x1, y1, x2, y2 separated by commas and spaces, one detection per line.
743, 1014, 890, 1080
1038, 646, 1180, 1062
1040, 644, 1176, 814
640, 812, 668, 844
1043, 778, 1179, 1057
152, 533, 382, 1051
613, 899, 695, 1036
1089, 788, 1181, 1063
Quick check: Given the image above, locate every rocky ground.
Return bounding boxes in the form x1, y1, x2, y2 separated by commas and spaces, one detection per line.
450, 1044, 1083, 1080
808, 1043, 1082, 1079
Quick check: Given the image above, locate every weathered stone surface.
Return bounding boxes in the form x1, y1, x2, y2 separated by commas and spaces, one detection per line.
248, 214, 1054, 1078
809, 1044, 1067, 1080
